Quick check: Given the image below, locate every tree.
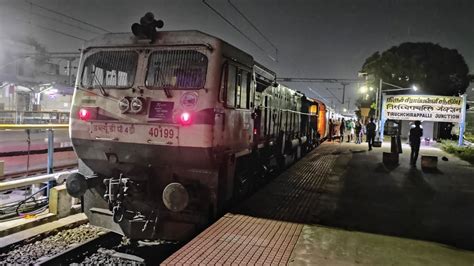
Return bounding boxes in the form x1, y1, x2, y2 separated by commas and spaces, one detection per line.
361, 42, 470, 96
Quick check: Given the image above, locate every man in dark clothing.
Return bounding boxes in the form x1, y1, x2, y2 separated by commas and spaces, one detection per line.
339, 118, 345, 143
366, 118, 376, 151
328, 119, 333, 141
409, 120, 423, 166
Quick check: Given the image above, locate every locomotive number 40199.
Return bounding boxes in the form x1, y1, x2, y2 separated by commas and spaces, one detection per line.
149, 126, 176, 139
90, 122, 178, 144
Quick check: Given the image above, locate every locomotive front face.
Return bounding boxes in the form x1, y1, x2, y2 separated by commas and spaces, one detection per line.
69, 38, 223, 240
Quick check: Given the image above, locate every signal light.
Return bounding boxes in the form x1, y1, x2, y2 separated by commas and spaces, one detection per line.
179, 112, 192, 126
78, 108, 91, 121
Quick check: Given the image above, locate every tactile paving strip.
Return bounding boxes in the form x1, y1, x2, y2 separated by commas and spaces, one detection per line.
162, 147, 338, 265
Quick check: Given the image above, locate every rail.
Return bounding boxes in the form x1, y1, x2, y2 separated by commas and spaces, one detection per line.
36, 231, 122, 265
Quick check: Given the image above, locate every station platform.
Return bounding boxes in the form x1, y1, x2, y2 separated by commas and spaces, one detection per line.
0, 151, 77, 179
163, 141, 474, 265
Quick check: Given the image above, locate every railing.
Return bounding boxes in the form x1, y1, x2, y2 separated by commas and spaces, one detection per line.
0, 124, 71, 177
0, 110, 70, 124
0, 124, 69, 130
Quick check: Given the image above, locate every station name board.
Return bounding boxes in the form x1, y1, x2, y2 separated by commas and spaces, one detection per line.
382, 95, 463, 123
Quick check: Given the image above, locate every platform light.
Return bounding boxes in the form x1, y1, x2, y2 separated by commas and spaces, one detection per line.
359, 85, 368, 93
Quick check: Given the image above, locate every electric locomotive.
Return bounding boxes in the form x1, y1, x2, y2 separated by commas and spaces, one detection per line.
66, 14, 327, 241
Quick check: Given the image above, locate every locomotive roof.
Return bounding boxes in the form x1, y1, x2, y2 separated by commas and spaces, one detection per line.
81, 30, 321, 106
83, 30, 253, 66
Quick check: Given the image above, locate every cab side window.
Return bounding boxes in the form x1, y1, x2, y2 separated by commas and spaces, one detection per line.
240, 71, 250, 109
224, 64, 251, 109
226, 65, 237, 107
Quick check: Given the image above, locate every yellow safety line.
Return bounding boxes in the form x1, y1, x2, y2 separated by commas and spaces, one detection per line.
0, 124, 69, 129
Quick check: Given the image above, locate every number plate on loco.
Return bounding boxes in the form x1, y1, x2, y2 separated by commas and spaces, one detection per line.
90, 122, 178, 145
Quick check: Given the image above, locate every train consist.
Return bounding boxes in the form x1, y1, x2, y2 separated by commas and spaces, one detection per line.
66, 16, 334, 241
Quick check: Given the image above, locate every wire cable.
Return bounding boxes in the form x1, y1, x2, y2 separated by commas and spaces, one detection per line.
227, 0, 278, 61
31, 21, 88, 41
26, 0, 111, 33
15, 185, 49, 217
202, 0, 276, 62
14, 5, 103, 35
3, 14, 88, 41
307, 87, 331, 107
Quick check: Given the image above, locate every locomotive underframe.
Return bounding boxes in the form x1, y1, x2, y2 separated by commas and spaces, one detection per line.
74, 138, 220, 240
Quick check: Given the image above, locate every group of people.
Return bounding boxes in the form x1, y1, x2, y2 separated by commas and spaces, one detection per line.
328, 118, 376, 146
328, 117, 424, 165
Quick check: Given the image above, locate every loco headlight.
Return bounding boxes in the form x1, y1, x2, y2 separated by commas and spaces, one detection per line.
130, 97, 145, 113
118, 97, 130, 113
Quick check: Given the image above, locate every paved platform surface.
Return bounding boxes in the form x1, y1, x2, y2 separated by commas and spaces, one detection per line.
163, 142, 474, 265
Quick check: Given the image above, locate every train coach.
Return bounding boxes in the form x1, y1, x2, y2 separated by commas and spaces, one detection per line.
66, 16, 328, 241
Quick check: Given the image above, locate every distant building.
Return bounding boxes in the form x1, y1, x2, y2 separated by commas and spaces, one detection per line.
0, 37, 78, 113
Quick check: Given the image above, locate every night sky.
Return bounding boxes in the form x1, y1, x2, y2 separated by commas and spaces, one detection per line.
0, 0, 473, 112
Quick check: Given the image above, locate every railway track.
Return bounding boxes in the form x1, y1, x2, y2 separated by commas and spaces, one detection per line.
0, 222, 179, 265
36, 231, 124, 265
0, 224, 108, 264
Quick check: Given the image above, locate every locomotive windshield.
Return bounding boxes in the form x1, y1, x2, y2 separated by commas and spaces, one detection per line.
81, 50, 138, 88
146, 50, 208, 89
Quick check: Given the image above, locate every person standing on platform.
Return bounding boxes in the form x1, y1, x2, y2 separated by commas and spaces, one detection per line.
366, 117, 376, 151
348, 119, 355, 142
355, 121, 362, 144
328, 119, 334, 142
345, 119, 350, 142
409, 120, 423, 166
339, 118, 345, 143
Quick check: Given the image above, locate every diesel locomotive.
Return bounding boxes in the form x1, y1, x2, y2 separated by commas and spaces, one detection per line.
66, 16, 331, 241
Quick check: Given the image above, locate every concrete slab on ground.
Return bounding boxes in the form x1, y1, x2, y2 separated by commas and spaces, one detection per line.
290, 224, 474, 266
0, 212, 55, 237
0, 213, 87, 249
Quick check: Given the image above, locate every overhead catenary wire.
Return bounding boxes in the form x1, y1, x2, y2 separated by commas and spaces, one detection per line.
227, 0, 278, 62
34, 23, 88, 41
1, 15, 87, 41
7, 3, 103, 35
202, 0, 276, 62
326, 88, 343, 104
307, 87, 332, 107
30, 9, 103, 35
26, 0, 111, 33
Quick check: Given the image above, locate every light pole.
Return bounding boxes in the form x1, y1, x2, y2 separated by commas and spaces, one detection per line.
359, 79, 419, 139
376, 79, 419, 141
